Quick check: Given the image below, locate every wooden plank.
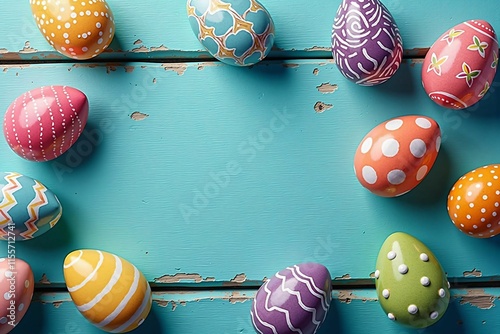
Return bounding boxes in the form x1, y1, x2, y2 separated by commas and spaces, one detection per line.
9, 287, 500, 333
0, 60, 499, 285
1, 1, 500, 60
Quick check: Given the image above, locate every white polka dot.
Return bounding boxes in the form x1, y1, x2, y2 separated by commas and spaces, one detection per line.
4, 292, 11, 300
408, 304, 418, 314
388, 169, 406, 185
382, 289, 390, 298
18, 303, 24, 311
416, 165, 428, 181
469, 203, 475, 208
430, 311, 439, 320
360, 137, 373, 154
416, 117, 432, 129
388, 313, 396, 320
0, 317, 6, 324
385, 119, 403, 131
5, 271, 12, 278
65, 22, 71, 29
362, 166, 377, 185
420, 276, 430, 286
0, 258, 5, 262
420, 253, 429, 261
382, 138, 400, 157
398, 264, 408, 274
374, 270, 380, 279
482, 208, 487, 213
410, 139, 427, 158
439, 288, 446, 298
25, 280, 30, 288
387, 251, 396, 260
435, 136, 441, 152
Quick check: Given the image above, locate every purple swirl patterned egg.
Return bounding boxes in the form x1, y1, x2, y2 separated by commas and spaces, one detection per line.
251, 263, 332, 334
332, 0, 403, 86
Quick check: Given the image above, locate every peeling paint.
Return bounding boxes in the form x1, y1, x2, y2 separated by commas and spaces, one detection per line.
19, 41, 37, 54
230, 273, 247, 284
131, 46, 149, 53
162, 63, 187, 75
150, 45, 169, 52
464, 268, 482, 278
369, 272, 376, 278
197, 62, 221, 70
0, 48, 7, 54
226, 291, 251, 304
133, 39, 143, 45
313, 68, 319, 75
314, 101, 333, 113
39, 273, 50, 284
154, 273, 215, 284
282, 63, 299, 68
124, 65, 135, 73
337, 290, 377, 304
317, 83, 338, 94
458, 289, 495, 310
130, 111, 149, 121
53, 301, 62, 308
306, 46, 330, 52
335, 274, 351, 280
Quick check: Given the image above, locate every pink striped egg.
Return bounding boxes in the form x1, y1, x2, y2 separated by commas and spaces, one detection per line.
3, 86, 89, 162
0, 258, 34, 334
63, 250, 152, 333
251, 263, 332, 334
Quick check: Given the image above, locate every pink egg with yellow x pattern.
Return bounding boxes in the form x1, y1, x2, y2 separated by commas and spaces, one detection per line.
422, 20, 498, 109
354, 115, 441, 197
0, 258, 34, 334
3, 86, 89, 162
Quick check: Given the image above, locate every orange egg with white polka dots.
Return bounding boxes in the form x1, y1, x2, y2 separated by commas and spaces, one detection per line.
30, 0, 115, 60
447, 164, 500, 238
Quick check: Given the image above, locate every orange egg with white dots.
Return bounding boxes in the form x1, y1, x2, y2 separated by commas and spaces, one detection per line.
30, 0, 115, 60
447, 164, 500, 238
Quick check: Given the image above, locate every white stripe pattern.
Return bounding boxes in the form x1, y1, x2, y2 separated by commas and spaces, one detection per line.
68, 251, 104, 292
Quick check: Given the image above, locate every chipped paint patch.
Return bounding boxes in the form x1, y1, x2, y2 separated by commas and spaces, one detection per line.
314, 101, 333, 113
282, 63, 299, 68
150, 45, 169, 52
458, 289, 495, 310
19, 41, 37, 54
230, 273, 247, 284
154, 273, 214, 284
464, 268, 482, 278
130, 111, 149, 121
52, 301, 62, 308
0, 48, 8, 54
132, 46, 149, 53
39, 273, 50, 284
317, 83, 338, 94
124, 65, 135, 73
226, 291, 251, 304
313, 68, 319, 75
162, 63, 187, 75
369, 272, 376, 278
336, 290, 377, 304
197, 62, 221, 70
305, 46, 330, 52
133, 39, 143, 45
335, 274, 351, 280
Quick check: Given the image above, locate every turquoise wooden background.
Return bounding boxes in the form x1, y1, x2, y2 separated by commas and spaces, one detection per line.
0, 0, 500, 333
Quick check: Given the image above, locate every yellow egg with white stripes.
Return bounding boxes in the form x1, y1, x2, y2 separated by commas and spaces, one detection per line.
63, 250, 152, 333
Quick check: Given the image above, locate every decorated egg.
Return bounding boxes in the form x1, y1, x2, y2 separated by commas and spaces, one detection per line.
332, 0, 403, 86
0, 258, 34, 334
63, 250, 152, 333
375, 232, 450, 328
3, 86, 89, 162
0, 172, 62, 241
30, 0, 115, 59
447, 164, 500, 238
354, 115, 441, 197
422, 20, 498, 109
251, 263, 332, 334
187, 0, 275, 66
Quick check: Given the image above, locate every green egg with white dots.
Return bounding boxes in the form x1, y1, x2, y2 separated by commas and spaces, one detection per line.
375, 232, 450, 328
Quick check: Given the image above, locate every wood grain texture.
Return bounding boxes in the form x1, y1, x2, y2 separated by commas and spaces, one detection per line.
0, 0, 499, 60
0, 60, 499, 286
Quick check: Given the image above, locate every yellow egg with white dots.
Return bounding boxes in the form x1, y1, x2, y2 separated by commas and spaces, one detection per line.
30, 0, 115, 60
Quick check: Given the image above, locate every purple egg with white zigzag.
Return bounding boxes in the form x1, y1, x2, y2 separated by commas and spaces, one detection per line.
251, 263, 332, 334
332, 0, 403, 86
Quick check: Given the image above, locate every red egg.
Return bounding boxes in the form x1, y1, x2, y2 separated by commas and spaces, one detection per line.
422, 19, 498, 109
3, 86, 89, 162
448, 164, 500, 238
354, 115, 441, 197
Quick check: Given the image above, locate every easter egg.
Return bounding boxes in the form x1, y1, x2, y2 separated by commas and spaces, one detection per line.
0, 258, 34, 334
251, 263, 332, 334
332, 0, 403, 86
375, 232, 450, 328
422, 20, 498, 109
354, 115, 441, 197
30, 0, 115, 60
63, 250, 152, 333
0, 172, 62, 241
3, 86, 89, 162
187, 0, 275, 66
447, 164, 500, 238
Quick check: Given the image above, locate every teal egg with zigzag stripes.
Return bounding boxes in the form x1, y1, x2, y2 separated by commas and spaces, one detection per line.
187, 0, 275, 66
0, 172, 62, 241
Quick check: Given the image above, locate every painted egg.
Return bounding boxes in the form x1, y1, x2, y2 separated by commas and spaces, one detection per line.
251, 263, 332, 334
0, 258, 34, 334
187, 0, 275, 66
30, 0, 115, 60
63, 250, 152, 333
3, 86, 89, 162
0, 172, 62, 241
422, 20, 498, 109
354, 115, 441, 197
447, 164, 500, 238
375, 232, 450, 328
332, 0, 403, 86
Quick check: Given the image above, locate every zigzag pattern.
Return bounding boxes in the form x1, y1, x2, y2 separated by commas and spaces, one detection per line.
0, 172, 22, 239
20, 180, 49, 239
